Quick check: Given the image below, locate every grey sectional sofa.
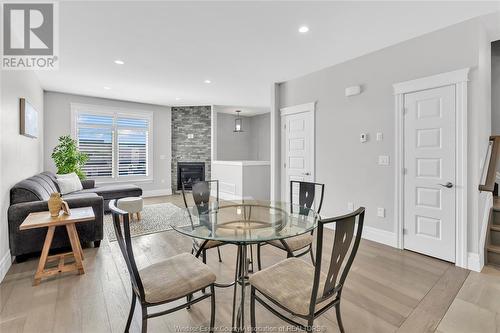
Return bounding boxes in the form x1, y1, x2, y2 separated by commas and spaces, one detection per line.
8, 171, 142, 258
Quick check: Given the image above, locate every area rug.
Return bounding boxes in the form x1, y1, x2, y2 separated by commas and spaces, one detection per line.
103, 202, 188, 241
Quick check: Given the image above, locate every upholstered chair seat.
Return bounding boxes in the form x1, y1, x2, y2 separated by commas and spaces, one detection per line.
249, 258, 331, 316
140, 253, 216, 304
267, 233, 314, 253
193, 238, 224, 250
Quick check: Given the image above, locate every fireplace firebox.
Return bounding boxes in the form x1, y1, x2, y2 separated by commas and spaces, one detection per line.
177, 162, 205, 190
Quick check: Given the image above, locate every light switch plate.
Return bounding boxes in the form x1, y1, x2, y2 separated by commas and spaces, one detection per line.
347, 202, 354, 211
188, 133, 194, 139
378, 155, 390, 166
377, 207, 385, 218
376, 132, 383, 141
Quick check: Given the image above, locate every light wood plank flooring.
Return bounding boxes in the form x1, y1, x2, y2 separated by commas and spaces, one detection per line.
0, 195, 474, 332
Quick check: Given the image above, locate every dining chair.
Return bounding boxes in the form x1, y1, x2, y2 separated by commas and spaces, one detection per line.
181, 180, 224, 263
249, 207, 365, 333
109, 200, 216, 333
256, 180, 324, 270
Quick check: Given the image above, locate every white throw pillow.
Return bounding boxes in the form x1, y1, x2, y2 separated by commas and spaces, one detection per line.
56, 172, 83, 195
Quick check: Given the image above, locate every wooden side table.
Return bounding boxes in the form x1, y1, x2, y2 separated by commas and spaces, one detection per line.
19, 207, 95, 286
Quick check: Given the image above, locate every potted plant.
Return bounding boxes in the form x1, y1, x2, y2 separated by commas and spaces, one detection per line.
51, 135, 89, 179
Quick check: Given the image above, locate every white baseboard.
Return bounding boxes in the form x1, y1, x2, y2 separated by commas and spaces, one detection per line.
362, 226, 398, 248
142, 188, 172, 198
0, 250, 12, 283
468, 252, 481, 272
325, 224, 398, 248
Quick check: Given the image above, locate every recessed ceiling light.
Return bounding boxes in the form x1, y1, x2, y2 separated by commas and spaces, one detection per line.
103, 86, 111, 90
298, 26, 309, 33
114, 59, 124, 65
204, 79, 211, 84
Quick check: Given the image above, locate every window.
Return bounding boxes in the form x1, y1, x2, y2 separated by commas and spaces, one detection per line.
71, 104, 153, 182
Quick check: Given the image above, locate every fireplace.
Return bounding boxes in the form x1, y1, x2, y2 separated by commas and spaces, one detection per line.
177, 162, 205, 190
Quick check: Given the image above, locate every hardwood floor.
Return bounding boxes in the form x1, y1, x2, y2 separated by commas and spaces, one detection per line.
0, 195, 472, 332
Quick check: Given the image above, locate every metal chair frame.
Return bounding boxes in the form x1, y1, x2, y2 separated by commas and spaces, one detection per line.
181, 179, 224, 263
257, 180, 325, 270
250, 207, 365, 333
109, 200, 216, 333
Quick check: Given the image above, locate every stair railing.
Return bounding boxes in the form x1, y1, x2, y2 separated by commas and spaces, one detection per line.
479, 136, 500, 192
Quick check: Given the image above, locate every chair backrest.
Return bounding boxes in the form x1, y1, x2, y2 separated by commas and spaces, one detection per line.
181, 180, 219, 215
309, 207, 365, 313
109, 200, 145, 300
290, 180, 325, 215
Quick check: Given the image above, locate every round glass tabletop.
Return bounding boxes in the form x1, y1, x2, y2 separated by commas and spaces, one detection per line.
171, 201, 319, 244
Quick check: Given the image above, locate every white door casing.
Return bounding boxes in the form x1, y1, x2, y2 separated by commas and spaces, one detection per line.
394, 68, 469, 268
280, 103, 315, 203
403, 85, 456, 262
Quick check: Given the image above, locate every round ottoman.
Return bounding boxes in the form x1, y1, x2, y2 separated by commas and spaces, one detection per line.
117, 197, 143, 222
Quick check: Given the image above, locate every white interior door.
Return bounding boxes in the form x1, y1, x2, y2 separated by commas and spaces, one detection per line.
403, 85, 456, 262
281, 109, 314, 203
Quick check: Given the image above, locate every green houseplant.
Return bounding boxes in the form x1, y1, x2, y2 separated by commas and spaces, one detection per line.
51, 135, 89, 179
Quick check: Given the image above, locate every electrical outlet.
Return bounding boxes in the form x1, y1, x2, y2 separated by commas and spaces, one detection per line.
347, 202, 354, 211
376, 132, 383, 141
378, 155, 390, 166
377, 207, 385, 218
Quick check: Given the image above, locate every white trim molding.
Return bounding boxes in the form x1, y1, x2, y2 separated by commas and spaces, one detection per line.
0, 250, 12, 283
280, 102, 316, 116
393, 68, 470, 95
478, 192, 493, 271
468, 252, 481, 272
362, 227, 398, 248
326, 224, 398, 248
393, 68, 469, 269
142, 188, 172, 198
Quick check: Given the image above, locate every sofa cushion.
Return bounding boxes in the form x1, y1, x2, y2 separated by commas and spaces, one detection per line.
79, 184, 142, 200
56, 173, 83, 194
62, 192, 99, 200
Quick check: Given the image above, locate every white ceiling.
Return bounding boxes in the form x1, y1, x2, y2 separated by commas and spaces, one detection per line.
36, 1, 500, 107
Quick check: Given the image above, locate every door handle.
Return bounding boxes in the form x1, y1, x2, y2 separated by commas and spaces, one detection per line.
303, 172, 311, 176
438, 182, 454, 188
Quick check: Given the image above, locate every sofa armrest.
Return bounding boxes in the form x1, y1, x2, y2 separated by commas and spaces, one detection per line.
81, 179, 95, 190
8, 201, 50, 232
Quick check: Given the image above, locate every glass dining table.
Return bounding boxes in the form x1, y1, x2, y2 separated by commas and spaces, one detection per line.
171, 200, 319, 332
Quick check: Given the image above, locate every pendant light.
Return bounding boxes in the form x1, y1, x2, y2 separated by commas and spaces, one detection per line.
233, 110, 244, 133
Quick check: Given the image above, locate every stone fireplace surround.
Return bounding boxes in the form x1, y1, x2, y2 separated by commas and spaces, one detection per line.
171, 105, 211, 192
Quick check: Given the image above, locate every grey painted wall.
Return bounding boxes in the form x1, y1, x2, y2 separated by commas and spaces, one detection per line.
216, 112, 270, 161
250, 113, 271, 161
43, 92, 172, 194
492, 41, 500, 134
171, 106, 211, 190
1, 71, 44, 277
278, 17, 491, 255
217, 113, 253, 160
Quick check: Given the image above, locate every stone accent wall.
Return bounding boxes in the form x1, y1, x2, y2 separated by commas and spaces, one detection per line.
171, 106, 211, 191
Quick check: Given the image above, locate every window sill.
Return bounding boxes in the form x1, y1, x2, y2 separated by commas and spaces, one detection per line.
94, 178, 154, 186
